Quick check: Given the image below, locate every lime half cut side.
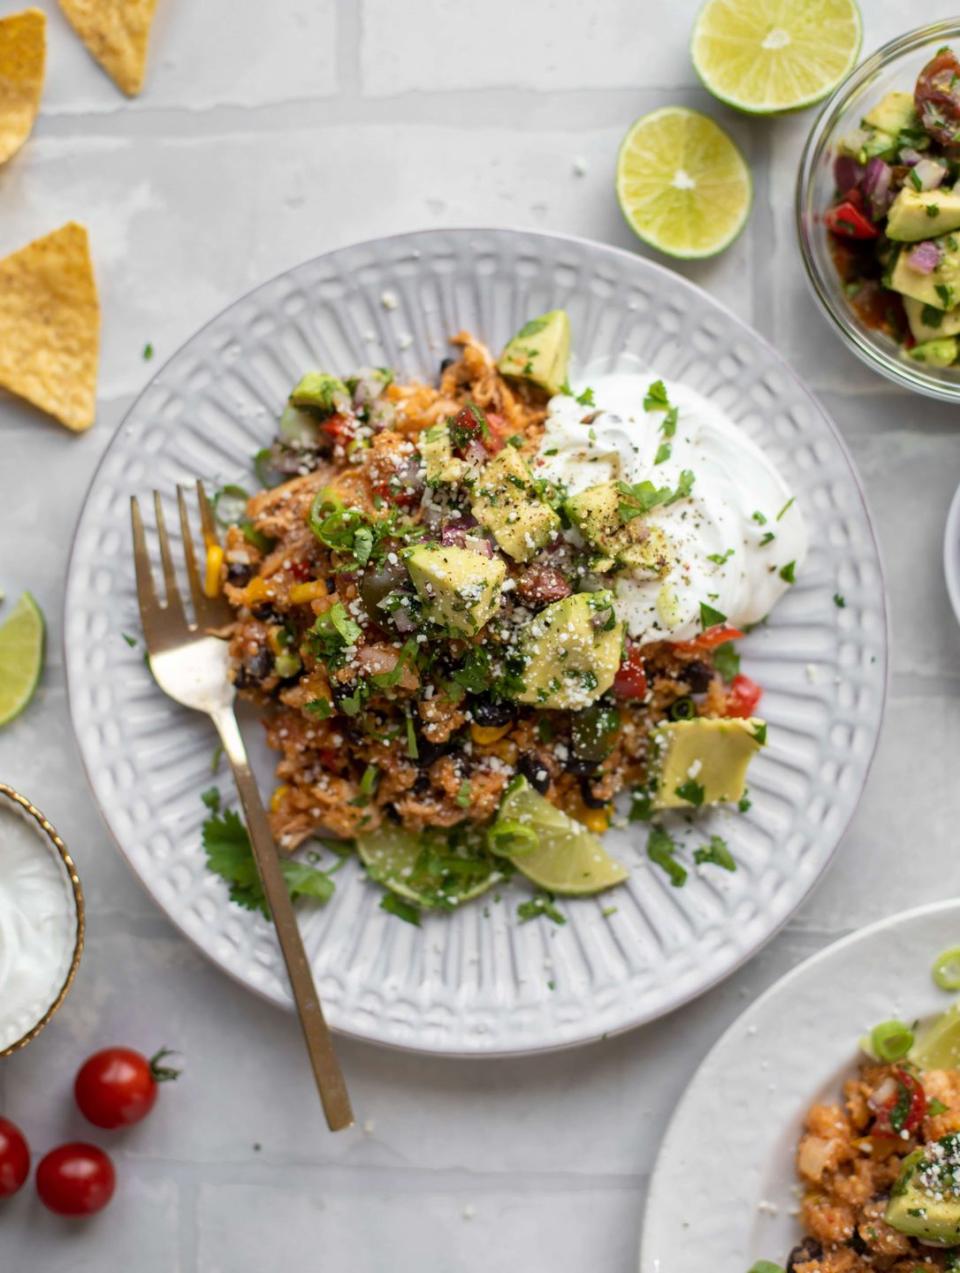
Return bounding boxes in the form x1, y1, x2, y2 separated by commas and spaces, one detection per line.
490, 778, 628, 896
911, 1003, 960, 1071
616, 107, 752, 260
357, 825, 497, 909
0, 592, 44, 727
691, 0, 862, 114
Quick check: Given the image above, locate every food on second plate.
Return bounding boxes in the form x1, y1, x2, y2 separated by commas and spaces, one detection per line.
777, 1004, 960, 1270
210, 312, 805, 919
691, 0, 862, 116
616, 106, 753, 259
0, 222, 100, 431
826, 46, 960, 370
57, 0, 157, 98
0, 8, 46, 166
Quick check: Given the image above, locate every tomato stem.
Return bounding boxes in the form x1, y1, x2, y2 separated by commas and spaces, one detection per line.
149, 1047, 182, 1083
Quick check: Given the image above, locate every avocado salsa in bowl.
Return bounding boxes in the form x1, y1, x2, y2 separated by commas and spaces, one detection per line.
206, 309, 806, 922
798, 21, 960, 399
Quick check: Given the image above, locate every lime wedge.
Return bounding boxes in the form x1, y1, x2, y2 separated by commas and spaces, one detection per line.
911, 1003, 960, 1071
357, 825, 497, 909
616, 107, 752, 260
0, 592, 44, 726
489, 778, 628, 896
691, 0, 862, 115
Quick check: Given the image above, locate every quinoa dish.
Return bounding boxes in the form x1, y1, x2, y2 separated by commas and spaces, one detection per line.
209, 311, 807, 918
782, 1002, 960, 1272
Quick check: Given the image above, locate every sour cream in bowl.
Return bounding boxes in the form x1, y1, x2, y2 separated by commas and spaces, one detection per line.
534, 373, 808, 644
0, 786, 83, 1056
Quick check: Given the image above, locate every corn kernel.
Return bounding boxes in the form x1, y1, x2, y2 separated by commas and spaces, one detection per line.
270, 785, 289, 813
470, 723, 511, 745
573, 805, 611, 835
204, 543, 224, 598
239, 576, 271, 606
289, 580, 327, 605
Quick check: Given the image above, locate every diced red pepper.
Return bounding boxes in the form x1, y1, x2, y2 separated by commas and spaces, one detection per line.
672, 625, 745, 654
290, 561, 313, 582
723, 673, 763, 718
321, 414, 357, 448
825, 201, 879, 241
872, 1069, 927, 1139
613, 646, 648, 699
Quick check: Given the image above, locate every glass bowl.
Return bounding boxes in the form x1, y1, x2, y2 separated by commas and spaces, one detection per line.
797, 19, 960, 402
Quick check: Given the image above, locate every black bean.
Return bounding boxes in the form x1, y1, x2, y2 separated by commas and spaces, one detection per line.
439, 358, 455, 375
564, 757, 600, 778
579, 776, 607, 808
786, 1239, 822, 1272
848, 1230, 868, 1256
469, 696, 516, 727
518, 753, 550, 794
252, 604, 283, 624
684, 660, 714, 694
226, 562, 253, 586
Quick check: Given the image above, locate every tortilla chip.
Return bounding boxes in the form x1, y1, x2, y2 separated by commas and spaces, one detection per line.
0, 222, 100, 432
58, 0, 157, 97
0, 8, 46, 166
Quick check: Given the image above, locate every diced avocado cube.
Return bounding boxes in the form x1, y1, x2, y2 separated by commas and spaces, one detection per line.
836, 127, 897, 164
907, 336, 959, 367
652, 717, 765, 810
405, 543, 505, 636
565, 482, 672, 577
904, 295, 960, 342
289, 372, 350, 417
889, 238, 960, 309
887, 189, 960, 243
470, 446, 561, 562
863, 91, 918, 136
886, 1138, 960, 1247
513, 591, 623, 711
497, 310, 571, 397
419, 421, 466, 485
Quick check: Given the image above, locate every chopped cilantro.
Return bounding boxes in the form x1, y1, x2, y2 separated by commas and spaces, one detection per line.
305, 697, 333, 719
752, 722, 767, 745
452, 646, 492, 693
775, 497, 795, 522
617, 471, 694, 521
700, 601, 727, 629
121, 632, 138, 647
760, 531, 775, 546
647, 826, 687, 888
929, 1098, 949, 1117
517, 893, 566, 925
309, 602, 361, 658
712, 641, 740, 683
142, 342, 154, 361
661, 405, 678, 438
737, 792, 751, 813
928, 204, 942, 219
350, 764, 379, 808
752, 510, 767, 525
833, 593, 845, 608
937, 283, 954, 308
694, 835, 736, 872
779, 561, 796, 584
654, 441, 672, 466
643, 379, 670, 411
456, 780, 472, 808
922, 303, 945, 328
380, 893, 421, 926
675, 778, 705, 807
908, 167, 923, 192
201, 786, 221, 811
628, 788, 654, 822
575, 386, 595, 407
707, 548, 734, 566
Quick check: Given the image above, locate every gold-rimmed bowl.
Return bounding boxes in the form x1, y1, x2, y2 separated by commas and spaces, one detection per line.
0, 785, 84, 1058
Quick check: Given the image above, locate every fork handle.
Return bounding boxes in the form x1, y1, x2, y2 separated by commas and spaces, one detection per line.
212, 706, 354, 1132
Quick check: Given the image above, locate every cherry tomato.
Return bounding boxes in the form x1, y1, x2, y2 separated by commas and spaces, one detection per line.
915, 48, 960, 146
0, 1117, 30, 1198
320, 414, 356, 449
825, 201, 879, 241
75, 1047, 179, 1130
873, 1069, 927, 1139
481, 410, 508, 454
613, 646, 648, 699
671, 624, 745, 654
723, 673, 763, 718
36, 1143, 115, 1216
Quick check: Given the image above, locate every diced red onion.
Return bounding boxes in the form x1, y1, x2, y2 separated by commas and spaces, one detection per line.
862, 158, 892, 218
914, 158, 946, 191
440, 524, 493, 556
833, 154, 864, 192
907, 239, 943, 274
463, 441, 487, 467
440, 524, 468, 548
900, 147, 924, 166
392, 607, 416, 633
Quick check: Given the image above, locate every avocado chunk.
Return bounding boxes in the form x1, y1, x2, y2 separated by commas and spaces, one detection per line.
405, 543, 505, 636
904, 295, 960, 341
890, 236, 960, 308
864, 90, 918, 136
513, 591, 623, 710
565, 482, 672, 576
497, 310, 571, 397
652, 717, 765, 810
908, 336, 959, 367
837, 127, 897, 165
419, 421, 466, 485
887, 189, 960, 243
886, 1135, 960, 1247
289, 371, 350, 417
470, 446, 561, 562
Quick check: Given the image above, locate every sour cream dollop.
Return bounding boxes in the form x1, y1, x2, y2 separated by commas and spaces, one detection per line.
0, 799, 78, 1052
533, 374, 808, 645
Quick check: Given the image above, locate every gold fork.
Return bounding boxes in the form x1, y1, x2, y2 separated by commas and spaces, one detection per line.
130, 482, 353, 1132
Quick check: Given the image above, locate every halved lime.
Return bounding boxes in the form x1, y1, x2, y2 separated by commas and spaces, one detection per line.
911, 1003, 960, 1071
0, 592, 44, 727
691, 0, 862, 115
489, 778, 628, 896
357, 825, 497, 908
616, 107, 752, 259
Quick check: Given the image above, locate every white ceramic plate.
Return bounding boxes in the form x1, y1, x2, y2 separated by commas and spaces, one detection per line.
640, 900, 960, 1271
65, 227, 887, 1055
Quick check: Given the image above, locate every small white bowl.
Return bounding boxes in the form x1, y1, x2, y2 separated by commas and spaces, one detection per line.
0, 786, 84, 1057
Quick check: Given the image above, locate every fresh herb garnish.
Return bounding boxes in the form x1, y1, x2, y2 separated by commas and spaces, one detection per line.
647, 826, 687, 888
737, 791, 751, 813
700, 601, 727, 629
694, 835, 736, 872
752, 511, 767, 525
142, 342, 154, 361
922, 303, 945, 329
309, 602, 361, 658
575, 386, 595, 407
517, 893, 566, 925
654, 441, 672, 466
643, 379, 670, 411
121, 632, 137, 647
305, 697, 334, 719
707, 548, 733, 566
616, 471, 694, 520
456, 780, 472, 808
712, 641, 740, 683
833, 593, 846, 608
380, 893, 421, 926
760, 531, 775, 545
675, 778, 705, 807
779, 561, 796, 584
775, 497, 795, 522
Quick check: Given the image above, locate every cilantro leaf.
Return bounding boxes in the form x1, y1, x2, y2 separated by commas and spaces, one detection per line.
775, 497, 795, 522
707, 548, 733, 566
700, 601, 727, 629
779, 561, 796, 584
647, 826, 687, 887
517, 893, 566, 925
833, 593, 845, 608
694, 835, 736, 872
380, 893, 421, 925
654, 441, 672, 466
674, 778, 705, 807
661, 405, 678, 438
712, 641, 740, 683
643, 379, 670, 411
575, 386, 595, 407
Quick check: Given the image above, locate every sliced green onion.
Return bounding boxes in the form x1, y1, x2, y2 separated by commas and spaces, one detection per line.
869, 1019, 914, 1063
669, 696, 695, 721
747, 1264, 785, 1273
253, 447, 283, 489
240, 520, 274, 554
213, 483, 250, 527
933, 946, 960, 991
487, 820, 538, 857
